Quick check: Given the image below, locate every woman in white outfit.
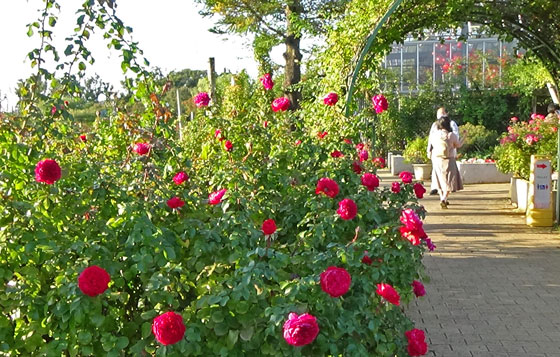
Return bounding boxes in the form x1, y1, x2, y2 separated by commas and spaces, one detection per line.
428, 107, 459, 195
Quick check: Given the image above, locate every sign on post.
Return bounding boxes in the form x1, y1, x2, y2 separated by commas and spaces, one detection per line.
527, 155, 553, 227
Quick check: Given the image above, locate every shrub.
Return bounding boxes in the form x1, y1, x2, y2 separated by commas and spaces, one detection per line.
403, 137, 430, 164
458, 123, 499, 159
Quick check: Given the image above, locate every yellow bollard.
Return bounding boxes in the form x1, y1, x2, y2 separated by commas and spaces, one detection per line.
526, 155, 554, 227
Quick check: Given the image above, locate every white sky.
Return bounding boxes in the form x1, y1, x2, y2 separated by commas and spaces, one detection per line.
0, 0, 265, 110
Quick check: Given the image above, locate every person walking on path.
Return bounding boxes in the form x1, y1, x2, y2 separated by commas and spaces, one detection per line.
545, 102, 560, 123
430, 116, 464, 208
428, 107, 459, 196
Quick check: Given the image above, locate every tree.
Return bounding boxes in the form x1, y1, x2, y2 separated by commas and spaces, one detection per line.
194, 0, 349, 109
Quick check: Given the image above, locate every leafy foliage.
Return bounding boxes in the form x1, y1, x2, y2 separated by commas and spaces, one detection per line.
403, 137, 429, 164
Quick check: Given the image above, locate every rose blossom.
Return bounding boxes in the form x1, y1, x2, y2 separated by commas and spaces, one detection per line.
413, 183, 426, 198
400, 208, 423, 231
214, 129, 223, 141
271, 97, 291, 112
331, 150, 344, 158
337, 198, 357, 220
152, 311, 186, 346
51, 106, 57, 115
358, 150, 369, 162
262, 219, 277, 235
405, 328, 428, 356
35, 159, 62, 184
317, 131, 328, 139
372, 157, 386, 168
323, 92, 338, 106
167, 197, 185, 209
361, 173, 380, 191
362, 253, 373, 265
133, 142, 150, 155
315, 178, 339, 198
376, 283, 400, 306
355, 143, 365, 151
263, 121, 268, 128
343, 138, 353, 145
259, 73, 274, 90
283, 313, 319, 346
510, 116, 518, 122
371, 94, 388, 114
224, 140, 233, 152
78, 265, 110, 297
208, 189, 227, 205
352, 161, 363, 174
391, 182, 401, 193
294, 139, 302, 146
173, 171, 189, 185
194, 92, 210, 107
425, 237, 436, 251
412, 280, 426, 297
400, 226, 424, 246
79, 135, 87, 142
320, 266, 351, 298
399, 171, 413, 184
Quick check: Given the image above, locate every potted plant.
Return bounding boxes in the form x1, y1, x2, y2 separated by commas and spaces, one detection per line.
403, 136, 431, 180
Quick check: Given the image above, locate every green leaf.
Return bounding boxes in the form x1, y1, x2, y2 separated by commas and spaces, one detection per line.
227, 330, 239, 347
239, 326, 254, 341
48, 16, 57, 27
115, 336, 129, 349
78, 62, 86, 71
77, 331, 92, 344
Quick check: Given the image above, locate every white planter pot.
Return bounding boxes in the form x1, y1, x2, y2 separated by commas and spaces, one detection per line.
457, 162, 513, 184
510, 177, 518, 206
413, 164, 432, 181
516, 178, 529, 212
390, 155, 414, 176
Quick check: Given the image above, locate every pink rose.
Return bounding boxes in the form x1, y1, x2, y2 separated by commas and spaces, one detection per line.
78, 265, 110, 297
194, 92, 210, 107
214, 129, 223, 141
361, 173, 380, 191
271, 97, 291, 112
262, 219, 277, 235
167, 197, 185, 209
35, 159, 62, 185
315, 178, 339, 198
331, 150, 344, 158
283, 313, 319, 346
358, 150, 369, 162
320, 266, 351, 298
152, 311, 186, 346
355, 143, 365, 151
372, 157, 386, 168
51, 106, 57, 115
208, 189, 227, 205
376, 283, 400, 306
412, 280, 426, 297
424, 237, 436, 251
371, 94, 388, 114
413, 183, 426, 198
337, 198, 357, 220
133, 142, 150, 155
259, 73, 274, 90
323, 92, 338, 106
399, 171, 413, 184
224, 140, 233, 152
173, 171, 189, 185
400, 208, 423, 231
510, 116, 518, 122
405, 328, 428, 356
391, 182, 401, 193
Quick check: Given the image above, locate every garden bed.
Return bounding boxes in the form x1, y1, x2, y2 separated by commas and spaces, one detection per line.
457, 160, 513, 184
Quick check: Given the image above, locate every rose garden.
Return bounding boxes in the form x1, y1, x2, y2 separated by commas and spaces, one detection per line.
1, 0, 560, 356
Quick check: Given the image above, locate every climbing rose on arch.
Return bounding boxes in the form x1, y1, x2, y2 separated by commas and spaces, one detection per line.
259, 73, 274, 90
376, 283, 400, 306
337, 198, 357, 220
133, 142, 150, 155
361, 173, 379, 191
152, 311, 186, 346
194, 92, 210, 107
371, 94, 388, 114
405, 328, 428, 356
323, 92, 338, 106
399, 171, 413, 183
315, 178, 339, 198
78, 265, 110, 297
320, 266, 351, 297
283, 313, 319, 346
262, 219, 277, 235
35, 159, 62, 184
271, 97, 290, 112
208, 189, 227, 205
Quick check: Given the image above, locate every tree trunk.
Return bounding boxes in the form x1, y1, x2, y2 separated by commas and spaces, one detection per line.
284, 2, 303, 110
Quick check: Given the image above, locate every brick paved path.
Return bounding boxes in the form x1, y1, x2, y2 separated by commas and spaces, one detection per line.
398, 176, 560, 356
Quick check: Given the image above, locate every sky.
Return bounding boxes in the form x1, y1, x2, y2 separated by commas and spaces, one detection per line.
0, 0, 265, 111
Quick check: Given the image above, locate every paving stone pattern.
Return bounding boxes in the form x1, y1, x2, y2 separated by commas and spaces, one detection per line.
386, 174, 560, 356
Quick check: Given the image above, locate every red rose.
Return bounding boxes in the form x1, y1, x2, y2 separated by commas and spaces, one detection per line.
352, 161, 363, 174
79, 135, 87, 142
152, 311, 186, 345
376, 283, 400, 306
400, 208, 423, 231
323, 92, 338, 106
320, 266, 351, 297
294, 140, 302, 146
271, 97, 291, 112
355, 143, 365, 151
194, 92, 210, 107
133, 142, 150, 155
361, 173, 379, 191
167, 197, 185, 209
214, 129, 223, 141
413, 183, 426, 198
399, 226, 424, 246
372, 157, 386, 168
391, 182, 401, 193
263, 121, 269, 128
405, 328, 428, 356
224, 140, 233, 152
173, 171, 189, 185
399, 171, 413, 184
358, 150, 368, 162
259, 73, 274, 90
412, 280, 426, 297
78, 265, 110, 297
315, 178, 339, 198
371, 94, 388, 114
262, 219, 277, 235
35, 159, 62, 185
331, 150, 344, 158
361, 253, 373, 265
317, 131, 328, 139
337, 198, 357, 220
283, 313, 319, 346
343, 138, 353, 145
209, 188, 227, 205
